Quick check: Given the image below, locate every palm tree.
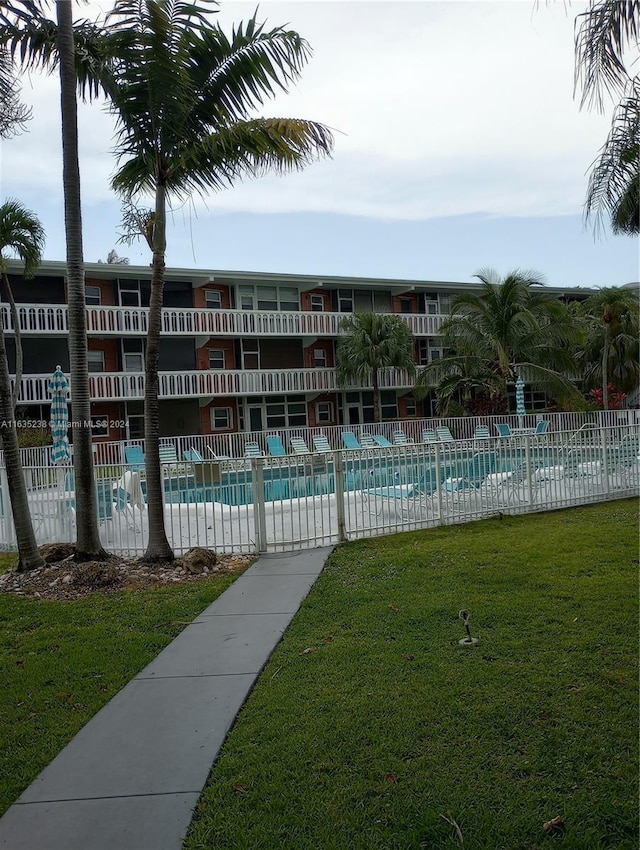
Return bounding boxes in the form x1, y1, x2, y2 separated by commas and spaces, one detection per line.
336, 313, 416, 423
417, 270, 583, 413
0, 198, 45, 571
1, 0, 109, 560
575, 0, 640, 234
580, 286, 640, 408
97, 0, 334, 561
0, 46, 30, 137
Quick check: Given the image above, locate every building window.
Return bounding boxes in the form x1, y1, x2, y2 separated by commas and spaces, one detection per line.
261, 395, 307, 429
404, 396, 417, 417
122, 338, 144, 372
91, 416, 108, 437
338, 288, 353, 312
119, 285, 141, 307
313, 348, 327, 367
417, 339, 429, 365
85, 286, 101, 306
310, 294, 324, 312
209, 349, 225, 369
87, 350, 105, 373
316, 401, 334, 424
399, 298, 412, 314
205, 290, 222, 309
239, 286, 254, 310
241, 339, 259, 369
279, 287, 299, 311
257, 286, 278, 310
211, 407, 233, 430
380, 390, 398, 421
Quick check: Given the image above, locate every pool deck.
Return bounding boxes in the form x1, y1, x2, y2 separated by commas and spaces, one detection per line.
0, 547, 332, 850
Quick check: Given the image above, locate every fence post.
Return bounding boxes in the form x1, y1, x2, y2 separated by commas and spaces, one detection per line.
252, 458, 267, 553
524, 437, 534, 510
334, 450, 346, 542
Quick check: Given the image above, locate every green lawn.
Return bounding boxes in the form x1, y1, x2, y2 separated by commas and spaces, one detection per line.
0, 562, 245, 816
185, 500, 639, 850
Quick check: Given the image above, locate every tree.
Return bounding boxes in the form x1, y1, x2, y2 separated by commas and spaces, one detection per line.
94, 0, 333, 561
1, 0, 109, 560
0, 46, 30, 137
575, 0, 640, 234
336, 313, 416, 423
0, 198, 45, 571
580, 286, 640, 408
417, 270, 583, 414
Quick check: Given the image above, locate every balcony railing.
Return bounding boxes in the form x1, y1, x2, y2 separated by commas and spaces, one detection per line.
13, 367, 417, 403
0, 304, 447, 338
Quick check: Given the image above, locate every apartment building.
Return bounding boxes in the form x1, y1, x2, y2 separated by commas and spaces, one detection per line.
3, 260, 593, 442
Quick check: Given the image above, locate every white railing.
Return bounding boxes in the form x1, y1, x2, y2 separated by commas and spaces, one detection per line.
11, 367, 417, 403
2, 423, 637, 556
0, 303, 447, 338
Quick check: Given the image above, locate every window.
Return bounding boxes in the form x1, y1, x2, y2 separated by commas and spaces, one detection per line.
417, 339, 429, 365
205, 290, 222, 309
338, 288, 353, 312
91, 416, 108, 437
241, 339, 259, 369
211, 407, 233, 430
399, 298, 412, 314
380, 390, 397, 421
239, 286, 254, 310
310, 294, 324, 312
119, 286, 141, 307
279, 287, 299, 311
208, 349, 225, 369
122, 339, 144, 372
316, 401, 334, 424
257, 286, 278, 310
404, 396, 417, 417
87, 350, 105, 373
85, 286, 101, 306
313, 348, 327, 367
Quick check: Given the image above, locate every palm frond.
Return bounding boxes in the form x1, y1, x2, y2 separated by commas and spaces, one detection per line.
0, 198, 45, 277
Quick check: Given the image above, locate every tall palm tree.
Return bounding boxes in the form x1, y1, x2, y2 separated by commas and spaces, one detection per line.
98, 0, 334, 561
581, 286, 640, 408
0, 45, 30, 137
574, 0, 640, 234
1, 0, 109, 559
336, 314, 416, 423
0, 198, 45, 571
417, 270, 583, 413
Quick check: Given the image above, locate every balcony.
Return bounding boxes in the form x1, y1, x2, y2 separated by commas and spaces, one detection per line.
14, 368, 417, 403
0, 304, 447, 338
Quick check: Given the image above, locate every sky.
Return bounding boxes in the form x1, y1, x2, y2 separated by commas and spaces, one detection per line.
1, 0, 638, 288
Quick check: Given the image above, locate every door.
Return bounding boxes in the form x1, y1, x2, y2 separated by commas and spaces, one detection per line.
249, 406, 263, 432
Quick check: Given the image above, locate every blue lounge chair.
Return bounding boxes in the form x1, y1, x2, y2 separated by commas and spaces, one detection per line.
436, 426, 455, 443
183, 448, 204, 462
372, 435, 393, 448
342, 432, 361, 450
393, 430, 411, 446
495, 423, 512, 437
534, 420, 550, 435
266, 435, 287, 457
124, 444, 145, 472
359, 433, 376, 449
473, 426, 490, 441
313, 435, 332, 453
423, 429, 438, 444
245, 441, 263, 458
443, 452, 498, 497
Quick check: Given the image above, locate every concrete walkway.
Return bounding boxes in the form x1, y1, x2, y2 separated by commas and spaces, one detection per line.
0, 547, 332, 850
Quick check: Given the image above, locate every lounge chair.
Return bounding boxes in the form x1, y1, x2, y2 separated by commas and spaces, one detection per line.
313, 435, 333, 453
359, 433, 376, 448
124, 444, 145, 472
436, 426, 455, 443
266, 435, 287, 457
393, 430, 411, 446
290, 437, 312, 455
534, 420, 550, 435
245, 441, 263, 458
372, 435, 393, 448
183, 448, 204, 462
363, 462, 453, 519
443, 452, 498, 499
422, 429, 438, 444
495, 423, 512, 437
342, 432, 361, 450
473, 426, 490, 441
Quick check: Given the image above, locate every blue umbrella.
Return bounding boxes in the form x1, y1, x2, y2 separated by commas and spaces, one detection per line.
48, 366, 71, 465
515, 375, 526, 427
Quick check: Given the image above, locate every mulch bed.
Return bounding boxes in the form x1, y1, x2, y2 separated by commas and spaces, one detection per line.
0, 543, 255, 601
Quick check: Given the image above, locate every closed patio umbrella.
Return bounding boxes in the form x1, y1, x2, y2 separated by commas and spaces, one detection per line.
48, 365, 71, 465
515, 375, 526, 429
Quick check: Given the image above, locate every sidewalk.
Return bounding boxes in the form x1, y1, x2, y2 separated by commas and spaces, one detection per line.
0, 547, 332, 850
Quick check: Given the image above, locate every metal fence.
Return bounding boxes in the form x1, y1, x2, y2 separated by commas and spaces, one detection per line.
1, 422, 637, 557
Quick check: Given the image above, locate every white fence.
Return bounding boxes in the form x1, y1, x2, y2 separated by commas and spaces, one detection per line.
1, 422, 638, 558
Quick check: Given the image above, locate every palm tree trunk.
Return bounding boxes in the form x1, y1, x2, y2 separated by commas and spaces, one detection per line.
602, 326, 610, 409
1, 272, 22, 411
372, 372, 380, 424
56, 0, 105, 559
0, 313, 44, 571
143, 181, 173, 562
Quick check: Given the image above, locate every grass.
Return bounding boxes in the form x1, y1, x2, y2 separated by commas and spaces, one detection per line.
185, 500, 639, 850
0, 558, 245, 816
